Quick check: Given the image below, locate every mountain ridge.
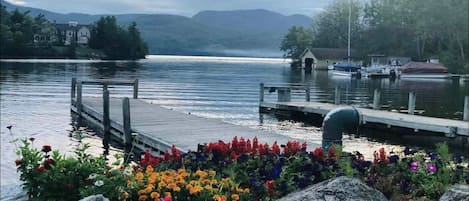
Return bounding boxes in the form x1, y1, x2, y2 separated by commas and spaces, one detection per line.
1, 1, 312, 57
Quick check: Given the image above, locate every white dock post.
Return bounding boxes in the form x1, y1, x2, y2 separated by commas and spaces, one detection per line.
408, 92, 416, 115
335, 87, 340, 105
463, 96, 468, 121
373, 89, 381, 110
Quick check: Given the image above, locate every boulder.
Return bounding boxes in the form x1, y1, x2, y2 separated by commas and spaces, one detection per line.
79, 194, 110, 201
276, 176, 388, 201
440, 184, 469, 201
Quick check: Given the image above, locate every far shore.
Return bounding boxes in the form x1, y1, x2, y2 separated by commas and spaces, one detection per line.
0, 54, 292, 64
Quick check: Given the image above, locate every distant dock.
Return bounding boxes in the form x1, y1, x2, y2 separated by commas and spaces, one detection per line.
259, 84, 469, 138
70, 79, 305, 156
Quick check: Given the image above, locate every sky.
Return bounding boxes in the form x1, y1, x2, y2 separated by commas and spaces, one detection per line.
4, 0, 332, 16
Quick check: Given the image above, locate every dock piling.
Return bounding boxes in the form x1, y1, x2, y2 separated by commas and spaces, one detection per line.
103, 89, 110, 154
408, 92, 416, 115
373, 89, 381, 110
76, 81, 82, 116
334, 87, 340, 105
133, 79, 139, 99
71, 78, 76, 102
122, 97, 132, 162
305, 87, 311, 102
259, 83, 264, 103
464, 96, 468, 121
277, 88, 291, 102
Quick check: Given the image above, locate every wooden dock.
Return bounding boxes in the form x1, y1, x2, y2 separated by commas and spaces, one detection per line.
70, 79, 305, 155
259, 84, 469, 137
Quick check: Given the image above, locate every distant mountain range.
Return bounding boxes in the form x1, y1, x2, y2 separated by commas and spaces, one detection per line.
2, 1, 312, 57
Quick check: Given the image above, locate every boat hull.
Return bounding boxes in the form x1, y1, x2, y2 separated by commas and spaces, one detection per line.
399, 73, 450, 79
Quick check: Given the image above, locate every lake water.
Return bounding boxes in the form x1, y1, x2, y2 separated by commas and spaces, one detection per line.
1, 55, 468, 200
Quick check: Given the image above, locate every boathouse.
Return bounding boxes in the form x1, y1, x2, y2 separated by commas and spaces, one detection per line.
300, 48, 353, 71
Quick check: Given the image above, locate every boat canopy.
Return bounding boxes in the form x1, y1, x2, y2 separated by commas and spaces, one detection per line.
334, 62, 361, 72
400, 62, 448, 73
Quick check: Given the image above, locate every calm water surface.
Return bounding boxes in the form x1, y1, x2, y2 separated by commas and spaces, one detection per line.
1, 56, 467, 200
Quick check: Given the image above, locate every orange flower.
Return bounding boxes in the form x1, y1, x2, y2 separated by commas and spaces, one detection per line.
138, 195, 148, 201
150, 192, 160, 199
120, 192, 129, 200
231, 194, 239, 201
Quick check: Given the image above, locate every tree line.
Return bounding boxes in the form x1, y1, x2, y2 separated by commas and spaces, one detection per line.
0, 6, 148, 60
281, 0, 468, 73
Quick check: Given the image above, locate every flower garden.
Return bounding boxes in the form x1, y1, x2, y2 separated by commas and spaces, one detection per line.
15, 136, 469, 201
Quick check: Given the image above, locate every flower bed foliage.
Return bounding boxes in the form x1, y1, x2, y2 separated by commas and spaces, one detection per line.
15, 136, 469, 201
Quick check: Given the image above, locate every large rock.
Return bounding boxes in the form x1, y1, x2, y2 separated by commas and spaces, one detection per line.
79, 194, 109, 201
276, 176, 388, 201
440, 184, 469, 201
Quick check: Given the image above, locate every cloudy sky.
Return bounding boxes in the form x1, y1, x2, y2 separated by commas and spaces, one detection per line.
4, 0, 332, 16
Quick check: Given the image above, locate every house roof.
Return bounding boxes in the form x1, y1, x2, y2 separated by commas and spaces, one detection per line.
55, 23, 90, 31
301, 48, 356, 60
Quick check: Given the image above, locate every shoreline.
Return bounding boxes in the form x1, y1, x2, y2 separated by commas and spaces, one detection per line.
0, 54, 292, 64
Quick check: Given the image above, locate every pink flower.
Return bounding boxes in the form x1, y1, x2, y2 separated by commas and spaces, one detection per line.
427, 164, 437, 172
41, 145, 52, 153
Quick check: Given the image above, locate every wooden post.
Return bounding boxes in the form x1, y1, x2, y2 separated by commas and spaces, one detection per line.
277, 88, 291, 102
102, 83, 108, 95
408, 92, 416, 115
373, 89, 381, 110
259, 83, 264, 103
305, 87, 311, 102
76, 81, 82, 116
122, 97, 132, 162
335, 87, 340, 105
463, 96, 468, 121
71, 78, 76, 103
133, 79, 139, 99
103, 89, 110, 154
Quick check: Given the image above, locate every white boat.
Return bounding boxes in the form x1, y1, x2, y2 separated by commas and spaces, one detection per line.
331, 62, 362, 78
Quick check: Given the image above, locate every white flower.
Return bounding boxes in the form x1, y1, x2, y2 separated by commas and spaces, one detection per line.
88, 173, 97, 180
94, 180, 104, 187
123, 168, 132, 176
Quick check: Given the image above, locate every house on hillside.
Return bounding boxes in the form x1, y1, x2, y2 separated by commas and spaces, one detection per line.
300, 48, 358, 71
55, 21, 91, 46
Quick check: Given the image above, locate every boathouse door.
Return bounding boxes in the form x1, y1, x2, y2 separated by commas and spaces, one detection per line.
304, 58, 314, 73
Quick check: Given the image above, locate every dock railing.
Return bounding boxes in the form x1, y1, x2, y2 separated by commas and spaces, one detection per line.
71, 78, 138, 158
259, 82, 469, 122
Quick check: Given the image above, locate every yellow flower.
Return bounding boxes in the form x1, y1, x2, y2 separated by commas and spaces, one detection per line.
136, 172, 144, 181
208, 170, 216, 177
231, 194, 240, 201
146, 166, 154, 174
150, 192, 160, 199
189, 185, 203, 195
195, 170, 208, 178
210, 179, 218, 185
164, 192, 171, 198
202, 179, 210, 185
204, 185, 212, 191
120, 192, 129, 200
173, 186, 181, 192
213, 194, 221, 201
138, 195, 148, 201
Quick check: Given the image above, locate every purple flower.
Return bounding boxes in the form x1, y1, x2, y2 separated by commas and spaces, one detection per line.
427, 164, 437, 172
410, 166, 418, 171
429, 152, 437, 160
409, 161, 418, 171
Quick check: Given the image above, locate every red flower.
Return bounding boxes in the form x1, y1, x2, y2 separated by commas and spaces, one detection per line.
66, 183, 74, 190
162, 195, 172, 201
311, 147, 324, 161
327, 145, 338, 160
36, 166, 45, 172
265, 180, 276, 197
246, 139, 252, 153
44, 158, 56, 169
230, 151, 241, 160
171, 145, 181, 161
271, 141, 280, 155
164, 150, 171, 161
41, 145, 52, 153
373, 148, 389, 164
29, 137, 35, 142
15, 159, 22, 167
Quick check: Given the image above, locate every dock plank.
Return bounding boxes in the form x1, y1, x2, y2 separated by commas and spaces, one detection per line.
260, 101, 469, 136
80, 98, 315, 153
